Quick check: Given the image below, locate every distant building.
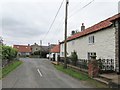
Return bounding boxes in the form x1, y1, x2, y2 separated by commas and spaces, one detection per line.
13, 45, 32, 56
48, 44, 57, 51
50, 44, 60, 61
31, 43, 49, 54
31, 43, 40, 53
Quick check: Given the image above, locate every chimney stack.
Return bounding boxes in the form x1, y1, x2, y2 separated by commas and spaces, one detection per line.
71, 30, 75, 35
28, 44, 30, 46
81, 23, 85, 31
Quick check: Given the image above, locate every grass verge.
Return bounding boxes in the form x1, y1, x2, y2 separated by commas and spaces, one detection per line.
2, 60, 23, 78
54, 64, 89, 80
54, 64, 107, 88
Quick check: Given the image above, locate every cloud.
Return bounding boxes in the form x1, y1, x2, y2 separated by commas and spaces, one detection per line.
1, 17, 23, 26
2, 16, 45, 40
1, 0, 119, 46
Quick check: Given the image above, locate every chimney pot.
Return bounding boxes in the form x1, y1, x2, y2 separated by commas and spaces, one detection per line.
71, 30, 75, 35
81, 23, 85, 31
82, 23, 84, 26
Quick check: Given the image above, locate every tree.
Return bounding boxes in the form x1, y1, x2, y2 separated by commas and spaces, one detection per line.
70, 51, 78, 66
0, 37, 3, 45
33, 50, 49, 58
2, 45, 18, 62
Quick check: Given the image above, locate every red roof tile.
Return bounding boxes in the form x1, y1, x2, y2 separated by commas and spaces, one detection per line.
13, 45, 31, 53
61, 13, 120, 43
50, 45, 60, 53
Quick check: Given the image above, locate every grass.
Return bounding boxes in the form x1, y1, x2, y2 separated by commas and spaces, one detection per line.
54, 64, 107, 88
54, 64, 90, 80
2, 60, 23, 78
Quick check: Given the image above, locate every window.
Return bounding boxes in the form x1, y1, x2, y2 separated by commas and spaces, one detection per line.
88, 36, 94, 44
88, 52, 96, 60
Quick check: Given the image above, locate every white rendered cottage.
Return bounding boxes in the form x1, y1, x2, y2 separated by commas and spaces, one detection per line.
50, 45, 60, 62
60, 13, 120, 71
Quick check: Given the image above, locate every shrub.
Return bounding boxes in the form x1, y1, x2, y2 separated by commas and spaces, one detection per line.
32, 50, 49, 58
2, 45, 18, 63
70, 51, 78, 66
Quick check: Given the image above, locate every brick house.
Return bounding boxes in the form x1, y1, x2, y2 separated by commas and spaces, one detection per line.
60, 13, 120, 71
13, 45, 32, 56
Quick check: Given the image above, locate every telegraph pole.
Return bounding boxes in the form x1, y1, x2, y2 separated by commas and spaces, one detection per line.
64, 0, 69, 68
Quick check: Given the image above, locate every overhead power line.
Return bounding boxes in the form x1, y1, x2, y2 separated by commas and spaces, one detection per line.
52, 0, 95, 41
69, 0, 95, 19
43, 0, 64, 40
69, 0, 83, 14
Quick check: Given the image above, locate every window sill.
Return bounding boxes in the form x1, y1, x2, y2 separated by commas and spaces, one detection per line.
88, 43, 95, 45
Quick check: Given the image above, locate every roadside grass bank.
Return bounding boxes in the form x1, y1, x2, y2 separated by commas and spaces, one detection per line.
54, 64, 107, 88
2, 60, 23, 78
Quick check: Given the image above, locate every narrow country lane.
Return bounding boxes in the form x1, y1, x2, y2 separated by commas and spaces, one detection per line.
2, 58, 92, 88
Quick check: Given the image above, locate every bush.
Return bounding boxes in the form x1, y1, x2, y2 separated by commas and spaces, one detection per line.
70, 51, 78, 66
2, 45, 18, 63
32, 50, 49, 58
26, 55, 29, 57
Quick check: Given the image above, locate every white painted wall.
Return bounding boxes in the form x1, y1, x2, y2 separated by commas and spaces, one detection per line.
18, 52, 30, 56
60, 26, 116, 68
55, 53, 60, 61
50, 53, 60, 61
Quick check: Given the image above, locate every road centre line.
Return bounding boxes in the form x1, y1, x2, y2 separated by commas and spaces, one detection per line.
37, 69, 43, 77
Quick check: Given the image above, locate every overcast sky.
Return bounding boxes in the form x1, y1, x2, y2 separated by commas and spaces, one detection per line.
0, 0, 119, 46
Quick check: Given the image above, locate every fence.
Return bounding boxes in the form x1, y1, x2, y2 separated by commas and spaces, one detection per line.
2, 57, 19, 68
98, 59, 114, 71
2, 59, 8, 67
60, 57, 115, 73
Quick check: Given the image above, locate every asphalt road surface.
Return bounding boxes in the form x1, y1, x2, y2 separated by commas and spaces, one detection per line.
2, 58, 92, 88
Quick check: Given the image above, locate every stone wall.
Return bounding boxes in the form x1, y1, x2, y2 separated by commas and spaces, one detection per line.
115, 19, 119, 73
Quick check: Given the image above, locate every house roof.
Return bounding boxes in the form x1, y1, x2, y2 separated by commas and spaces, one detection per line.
61, 13, 120, 43
49, 44, 57, 49
50, 45, 60, 53
41, 46, 49, 52
13, 45, 31, 53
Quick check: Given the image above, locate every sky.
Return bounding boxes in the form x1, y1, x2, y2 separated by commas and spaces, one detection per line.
0, 0, 119, 46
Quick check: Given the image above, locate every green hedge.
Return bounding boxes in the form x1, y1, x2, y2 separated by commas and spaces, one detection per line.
1, 45, 18, 62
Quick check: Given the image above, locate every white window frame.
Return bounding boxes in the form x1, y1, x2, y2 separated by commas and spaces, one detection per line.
88, 52, 96, 60
88, 36, 95, 44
